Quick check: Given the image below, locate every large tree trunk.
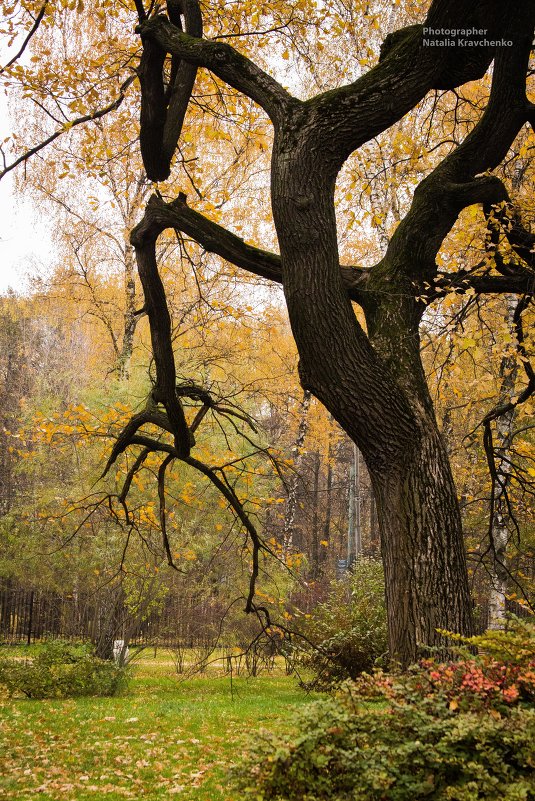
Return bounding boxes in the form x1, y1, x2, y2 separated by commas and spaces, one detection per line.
271, 134, 473, 667
371, 410, 473, 663
133, 0, 533, 670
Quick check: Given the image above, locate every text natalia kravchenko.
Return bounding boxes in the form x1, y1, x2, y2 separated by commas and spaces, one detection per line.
422, 28, 513, 47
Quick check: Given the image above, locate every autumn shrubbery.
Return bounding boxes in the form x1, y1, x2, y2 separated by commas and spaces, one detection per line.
292, 558, 388, 689
234, 617, 535, 801
401, 655, 535, 709
0, 640, 129, 699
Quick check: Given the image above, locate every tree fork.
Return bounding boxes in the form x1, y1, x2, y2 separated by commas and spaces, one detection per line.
130, 0, 535, 666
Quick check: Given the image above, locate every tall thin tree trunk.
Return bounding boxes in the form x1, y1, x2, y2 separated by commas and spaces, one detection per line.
283, 389, 311, 551
321, 451, 333, 568
117, 245, 138, 381
347, 444, 362, 567
310, 450, 321, 577
488, 295, 518, 629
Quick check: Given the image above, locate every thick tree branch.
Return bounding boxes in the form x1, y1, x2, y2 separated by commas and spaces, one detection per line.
128, 435, 177, 455
305, 1, 502, 169
433, 268, 535, 299
369, 3, 534, 298
132, 193, 370, 300
133, 0, 147, 23
137, 15, 294, 126
138, 0, 202, 181
128, 230, 193, 457
163, 0, 202, 159
102, 408, 176, 477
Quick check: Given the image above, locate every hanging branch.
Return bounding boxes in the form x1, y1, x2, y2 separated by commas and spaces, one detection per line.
0, 2, 48, 75
102, 369, 286, 613
138, 0, 202, 181
158, 453, 183, 570
130, 235, 193, 457
0, 74, 136, 181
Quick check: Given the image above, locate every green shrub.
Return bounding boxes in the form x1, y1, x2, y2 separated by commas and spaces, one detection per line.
293, 558, 388, 688
234, 620, 535, 800
0, 640, 129, 699
234, 689, 535, 800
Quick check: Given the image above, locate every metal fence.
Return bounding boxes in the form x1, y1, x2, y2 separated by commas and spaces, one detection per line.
1, 580, 532, 650
0, 580, 252, 651
0, 582, 141, 646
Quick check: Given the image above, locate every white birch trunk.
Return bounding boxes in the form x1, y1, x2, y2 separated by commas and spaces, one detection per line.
488, 295, 518, 630
282, 389, 312, 552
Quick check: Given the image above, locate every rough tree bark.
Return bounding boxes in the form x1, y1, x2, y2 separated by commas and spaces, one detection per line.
125, 0, 535, 666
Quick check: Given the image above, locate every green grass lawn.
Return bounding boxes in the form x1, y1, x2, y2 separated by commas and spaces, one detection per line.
0, 650, 318, 801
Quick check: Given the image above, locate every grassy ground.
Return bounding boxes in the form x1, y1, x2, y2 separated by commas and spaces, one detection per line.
0, 649, 318, 801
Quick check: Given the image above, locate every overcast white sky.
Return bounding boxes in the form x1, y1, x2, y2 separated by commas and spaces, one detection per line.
0, 176, 54, 294
0, 89, 54, 294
